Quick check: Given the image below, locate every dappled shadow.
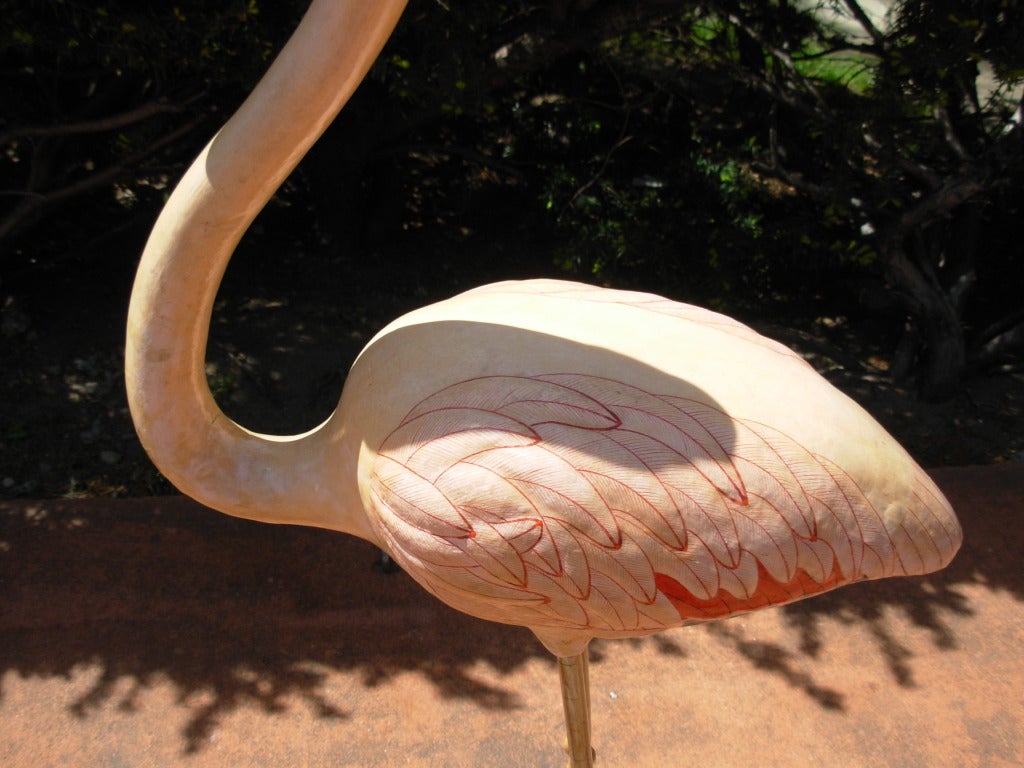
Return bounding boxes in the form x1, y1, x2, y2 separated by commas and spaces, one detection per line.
706, 620, 847, 710
0, 465, 1017, 755
772, 464, 1016, 686
687, 464, 1014, 710
0, 496, 544, 754
774, 570, 970, 689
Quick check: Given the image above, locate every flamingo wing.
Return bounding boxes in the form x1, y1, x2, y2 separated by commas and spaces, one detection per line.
366, 372, 957, 639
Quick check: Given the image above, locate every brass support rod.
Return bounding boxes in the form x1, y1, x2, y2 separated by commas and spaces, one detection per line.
558, 650, 595, 767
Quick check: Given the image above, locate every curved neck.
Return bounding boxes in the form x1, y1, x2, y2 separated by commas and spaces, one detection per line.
125, 0, 407, 533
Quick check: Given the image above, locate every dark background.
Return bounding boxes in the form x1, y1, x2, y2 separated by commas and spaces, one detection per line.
2, 0, 1023, 500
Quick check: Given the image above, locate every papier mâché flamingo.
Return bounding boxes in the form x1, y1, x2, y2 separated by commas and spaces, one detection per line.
124, 1, 962, 765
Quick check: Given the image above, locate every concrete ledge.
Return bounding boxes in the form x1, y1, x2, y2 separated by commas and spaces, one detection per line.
1, 464, 1021, 767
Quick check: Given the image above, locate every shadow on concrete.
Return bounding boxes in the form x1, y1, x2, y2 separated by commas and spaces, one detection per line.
0, 496, 545, 753
0, 464, 1018, 754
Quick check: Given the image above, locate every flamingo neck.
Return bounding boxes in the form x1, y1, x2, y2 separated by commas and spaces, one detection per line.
125, 0, 407, 536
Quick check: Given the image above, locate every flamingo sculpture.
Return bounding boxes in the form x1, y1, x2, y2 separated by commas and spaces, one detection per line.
125, 1, 962, 765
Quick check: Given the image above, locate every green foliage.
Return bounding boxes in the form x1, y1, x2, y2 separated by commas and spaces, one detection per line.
3, 1, 286, 92
3, 0, 1022, 388
0, 0, 310, 257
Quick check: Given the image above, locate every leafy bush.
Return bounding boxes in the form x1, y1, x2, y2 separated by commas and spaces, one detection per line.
3, 0, 1022, 399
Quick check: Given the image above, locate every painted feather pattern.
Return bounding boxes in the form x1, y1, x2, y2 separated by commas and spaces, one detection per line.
367, 373, 956, 638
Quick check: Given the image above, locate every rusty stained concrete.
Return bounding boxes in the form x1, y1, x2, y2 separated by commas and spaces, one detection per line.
1, 464, 1021, 767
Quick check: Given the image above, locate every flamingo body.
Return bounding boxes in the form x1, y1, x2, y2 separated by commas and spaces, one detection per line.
340, 280, 959, 656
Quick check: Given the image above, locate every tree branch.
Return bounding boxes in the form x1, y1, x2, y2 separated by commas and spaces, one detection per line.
750, 159, 830, 198
973, 312, 1024, 370
0, 118, 203, 249
0, 96, 203, 146
487, 0, 687, 88
862, 131, 941, 189
888, 176, 986, 240
842, 0, 886, 49
974, 305, 1024, 350
934, 105, 975, 164
722, 9, 830, 114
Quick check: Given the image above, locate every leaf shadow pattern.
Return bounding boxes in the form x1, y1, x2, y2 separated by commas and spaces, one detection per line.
67, 619, 352, 753
0, 465, 1013, 753
770, 464, 1013, 691
0, 497, 539, 754
780, 571, 971, 689
591, 632, 688, 665
610, 467, 998, 713
705, 621, 847, 710
689, 465, 1006, 703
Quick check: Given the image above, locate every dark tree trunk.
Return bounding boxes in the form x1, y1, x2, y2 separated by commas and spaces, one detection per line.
919, 299, 967, 401
885, 245, 966, 401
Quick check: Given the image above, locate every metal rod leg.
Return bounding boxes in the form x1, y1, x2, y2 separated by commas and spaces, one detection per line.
558, 650, 595, 767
